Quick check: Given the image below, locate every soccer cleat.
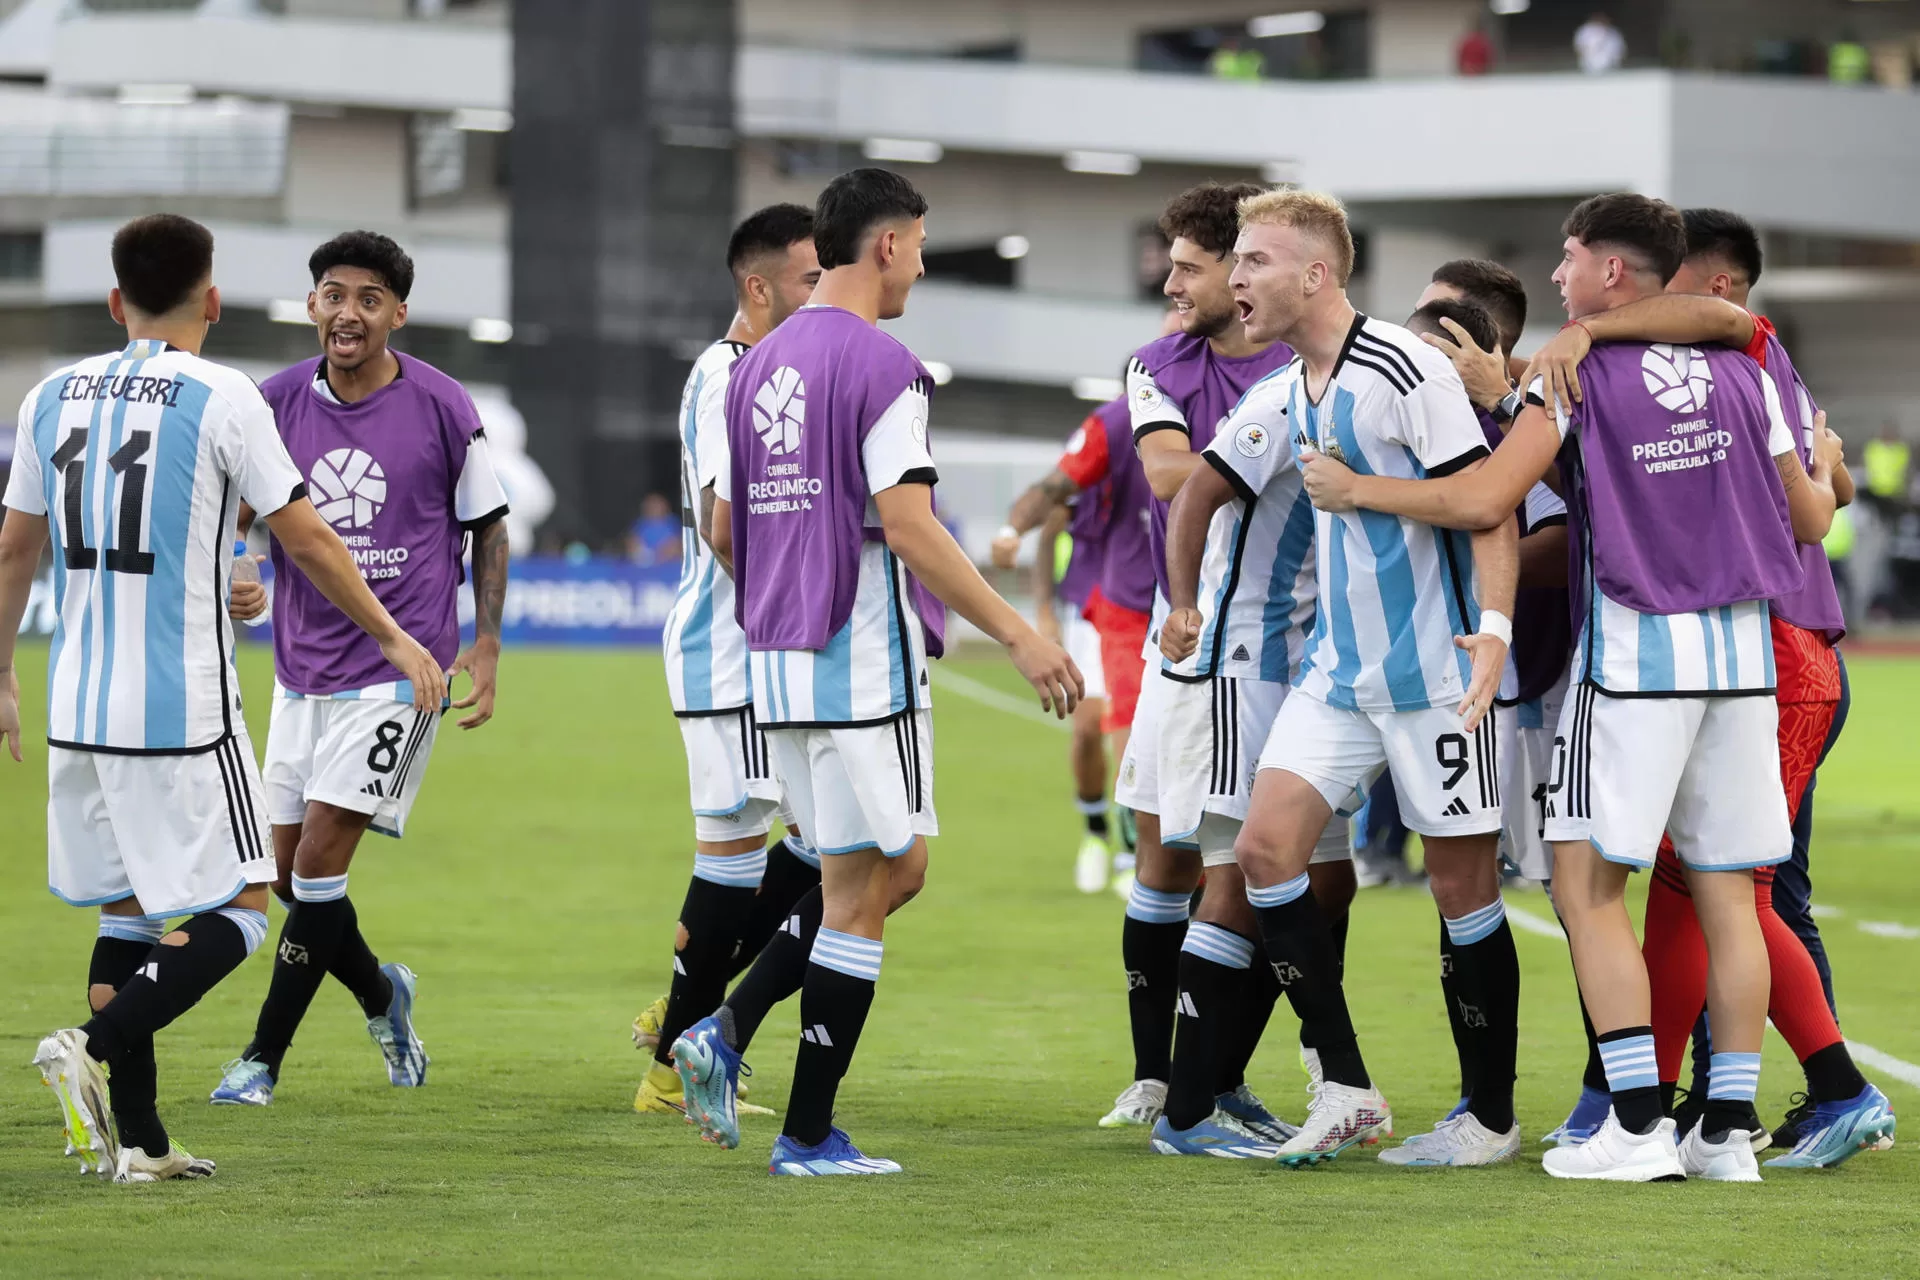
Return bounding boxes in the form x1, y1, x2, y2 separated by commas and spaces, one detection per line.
114, 1145, 217, 1183
1298, 1047, 1387, 1142
1764, 1084, 1896, 1169
1677, 1125, 1763, 1182
1541, 1112, 1685, 1182
32, 1029, 119, 1177
208, 1058, 275, 1107
1109, 867, 1135, 902
1098, 1078, 1166, 1128
1378, 1112, 1520, 1167
367, 962, 429, 1087
672, 1015, 746, 1149
1772, 1092, 1814, 1150
769, 1126, 901, 1176
1150, 1110, 1285, 1158
633, 1062, 686, 1115
1276, 1079, 1392, 1167
1075, 834, 1111, 894
1216, 1084, 1298, 1143
1443, 1096, 1470, 1122
631, 994, 669, 1050
1541, 1085, 1612, 1146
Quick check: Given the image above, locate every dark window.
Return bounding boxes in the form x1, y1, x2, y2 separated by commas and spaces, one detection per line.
1136, 223, 1171, 302
1137, 11, 1371, 80
922, 243, 1016, 289
0, 231, 43, 281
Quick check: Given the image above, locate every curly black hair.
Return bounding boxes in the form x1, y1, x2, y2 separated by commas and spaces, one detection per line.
309, 230, 416, 300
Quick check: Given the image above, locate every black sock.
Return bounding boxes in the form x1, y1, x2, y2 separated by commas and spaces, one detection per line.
1802, 1042, 1869, 1104
1163, 930, 1254, 1130
655, 863, 757, 1067
1217, 940, 1281, 1096
1078, 796, 1110, 839
84, 913, 253, 1063
1121, 911, 1188, 1083
1579, 996, 1608, 1094
1446, 916, 1520, 1134
1687, 1012, 1712, 1098
1329, 910, 1350, 984
329, 896, 392, 1020
782, 933, 881, 1148
721, 883, 823, 1053
1437, 917, 1473, 1101
1596, 1026, 1664, 1135
1252, 885, 1368, 1089
89, 934, 166, 1155
727, 837, 821, 983
245, 892, 353, 1078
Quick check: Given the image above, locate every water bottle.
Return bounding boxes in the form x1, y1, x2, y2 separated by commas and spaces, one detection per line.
230, 539, 269, 627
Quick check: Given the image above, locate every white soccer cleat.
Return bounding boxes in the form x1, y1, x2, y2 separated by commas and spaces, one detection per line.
1075, 835, 1110, 894
1678, 1125, 1763, 1182
114, 1145, 217, 1183
1541, 1112, 1685, 1182
1378, 1112, 1520, 1167
1099, 1078, 1166, 1128
1276, 1079, 1392, 1166
32, 1029, 119, 1177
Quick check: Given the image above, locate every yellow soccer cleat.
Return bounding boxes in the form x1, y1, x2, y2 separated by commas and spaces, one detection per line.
634, 1062, 687, 1116
631, 995, 669, 1050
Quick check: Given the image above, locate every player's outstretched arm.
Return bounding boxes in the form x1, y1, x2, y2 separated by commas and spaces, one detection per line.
1029, 503, 1070, 644
991, 469, 1082, 569
1301, 407, 1560, 532
0, 508, 49, 762
1521, 296, 1755, 417
1138, 430, 1200, 502
1457, 507, 1518, 732
1161, 462, 1233, 663
450, 515, 508, 729
874, 482, 1083, 718
263, 497, 447, 715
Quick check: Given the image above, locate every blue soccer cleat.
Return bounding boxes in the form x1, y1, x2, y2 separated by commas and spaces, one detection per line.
1151, 1111, 1286, 1158
209, 1057, 275, 1107
367, 962, 429, 1087
769, 1126, 901, 1176
1764, 1084, 1896, 1169
1542, 1085, 1612, 1146
1216, 1085, 1298, 1143
672, 1015, 745, 1149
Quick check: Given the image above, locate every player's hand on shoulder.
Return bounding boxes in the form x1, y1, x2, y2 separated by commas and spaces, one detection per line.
1518, 325, 1593, 423
1452, 632, 1507, 733
0, 665, 20, 763
1160, 608, 1202, 663
380, 631, 448, 716
1008, 628, 1083, 720
450, 638, 500, 730
1424, 318, 1510, 411
1299, 450, 1358, 512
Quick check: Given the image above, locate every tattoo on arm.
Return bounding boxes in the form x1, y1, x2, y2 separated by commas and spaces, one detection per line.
1008, 470, 1081, 532
472, 519, 510, 642
1777, 455, 1802, 495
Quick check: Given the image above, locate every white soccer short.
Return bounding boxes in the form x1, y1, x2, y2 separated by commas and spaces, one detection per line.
678, 707, 786, 842
264, 695, 441, 839
1058, 605, 1108, 701
767, 709, 936, 858
1259, 688, 1503, 838
1157, 675, 1350, 867
48, 732, 275, 920
1498, 679, 1567, 883
1542, 684, 1790, 872
1114, 668, 1171, 815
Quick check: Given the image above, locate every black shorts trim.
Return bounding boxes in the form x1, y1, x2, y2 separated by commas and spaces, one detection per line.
673, 704, 755, 720
757, 709, 918, 731
1582, 679, 1777, 700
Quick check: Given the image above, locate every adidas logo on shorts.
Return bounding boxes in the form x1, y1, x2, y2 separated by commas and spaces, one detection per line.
1441, 797, 1472, 818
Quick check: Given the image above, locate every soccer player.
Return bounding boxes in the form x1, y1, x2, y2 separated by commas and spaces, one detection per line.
670, 168, 1080, 1176
1104, 181, 1311, 1131
0, 214, 444, 1180
1519, 208, 1891, 1168
989, 422, 1115, 893
1228, 189, 1520, 1168
631, 204, 826, 1118
209, 231, 510, 1106
1302, 193, 1837, 1181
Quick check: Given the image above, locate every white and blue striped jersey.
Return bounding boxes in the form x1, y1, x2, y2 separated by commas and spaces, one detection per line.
1169, 367, 1317, 684
663, 339, 752, 715
1291, 316, 1492, 713
726, 382, 938, 727
4, 340, 306, 753
1551, 364, 1793, 696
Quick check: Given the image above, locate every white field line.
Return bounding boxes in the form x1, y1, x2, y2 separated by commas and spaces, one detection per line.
1502, 898, 1566, 940
1847, 1040, 1920, 1091
1857, 920, 1920, 940
931, 667, 1069, 731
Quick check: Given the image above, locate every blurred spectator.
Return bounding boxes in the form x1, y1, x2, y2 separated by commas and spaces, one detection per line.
1863, 422, 1909, 512
1887, 502, 1920, 619
1574, 12, 1626, 74
1825, 505, 1855, 625
1456, 22, 1494, 76
467, 387, 555, 557
1829, 35, 1870, 84
1209, 35, 1264, 82
627, 492, 683, 566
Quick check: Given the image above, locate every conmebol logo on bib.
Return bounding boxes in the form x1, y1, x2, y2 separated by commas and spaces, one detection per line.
1641, 344, 1714, 414
754, 367, 806, 455
310, 447, 387, 528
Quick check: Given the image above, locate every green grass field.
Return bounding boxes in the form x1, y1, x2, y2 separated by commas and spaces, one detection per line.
3, 641, 1919, 1278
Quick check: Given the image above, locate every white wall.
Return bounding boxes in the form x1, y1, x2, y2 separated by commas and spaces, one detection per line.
1370, 0, 1481, 79
284, 114, 409, 226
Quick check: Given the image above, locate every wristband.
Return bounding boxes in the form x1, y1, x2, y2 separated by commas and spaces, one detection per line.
1476, 609, 1513, 646
1493, 387, 1525, 424
996, 524, 1019, 542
